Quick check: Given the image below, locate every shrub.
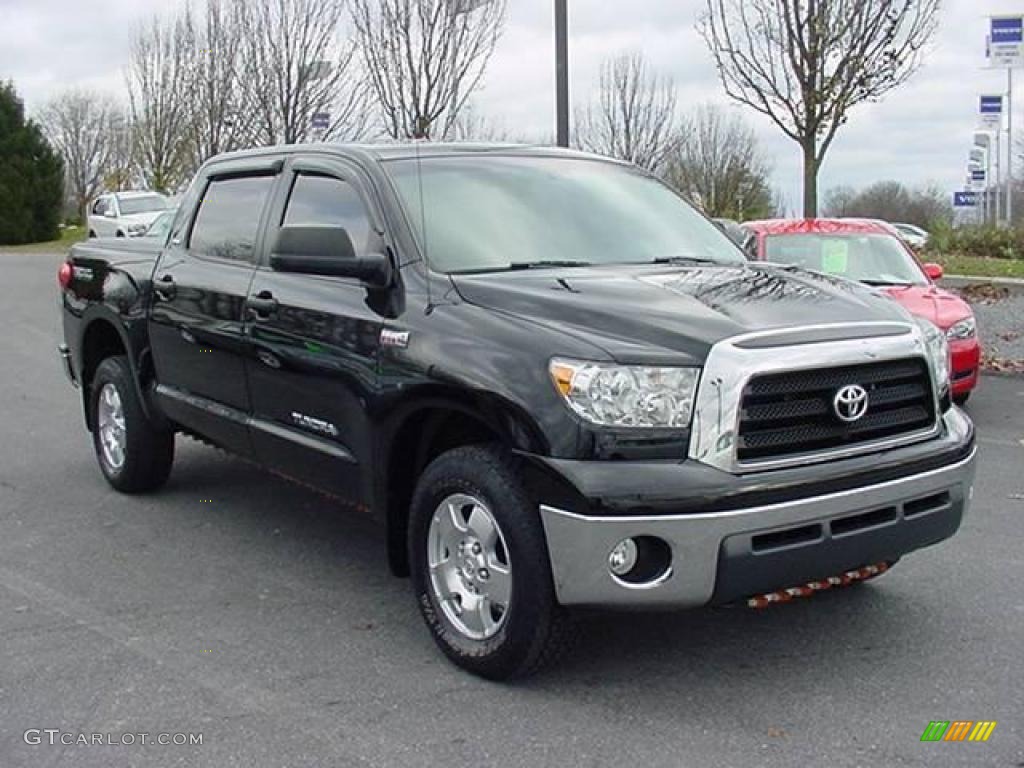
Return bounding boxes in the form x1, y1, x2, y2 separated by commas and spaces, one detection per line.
924, 223, 1024, 260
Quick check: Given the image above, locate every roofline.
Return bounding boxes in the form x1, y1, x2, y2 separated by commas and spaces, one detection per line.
202, 141, 631, 167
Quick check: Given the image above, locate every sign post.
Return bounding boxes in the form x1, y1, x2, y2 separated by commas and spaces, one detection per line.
987, 15, 1021, 225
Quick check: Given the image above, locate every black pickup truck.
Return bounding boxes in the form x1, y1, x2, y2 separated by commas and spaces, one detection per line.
58, 144, 976, 679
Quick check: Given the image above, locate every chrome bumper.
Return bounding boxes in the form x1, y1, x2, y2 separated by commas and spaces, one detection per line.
539, 425, 976, 608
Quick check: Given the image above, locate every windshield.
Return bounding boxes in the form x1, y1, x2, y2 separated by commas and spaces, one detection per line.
144, 210, 175, 239
385, 155, 745, 273
117, 194, 168, 215
764, 233, 928, 286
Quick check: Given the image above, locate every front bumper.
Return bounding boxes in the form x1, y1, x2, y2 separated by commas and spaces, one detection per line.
538, 410, 976, 608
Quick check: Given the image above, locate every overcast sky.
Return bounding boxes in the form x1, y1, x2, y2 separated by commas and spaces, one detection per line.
1, 0, 1020, 211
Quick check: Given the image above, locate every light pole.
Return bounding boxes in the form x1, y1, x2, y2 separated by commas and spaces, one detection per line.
554, 0, 569, 147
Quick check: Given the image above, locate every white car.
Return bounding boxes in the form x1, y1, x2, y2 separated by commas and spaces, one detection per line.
891, 222, 929, 250
87, 191, 170, 238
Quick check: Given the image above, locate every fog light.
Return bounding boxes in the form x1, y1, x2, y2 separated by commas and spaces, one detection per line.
608, 538, 638, 576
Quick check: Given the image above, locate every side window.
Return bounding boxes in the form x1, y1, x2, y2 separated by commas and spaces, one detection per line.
189, 175, 275, 262
93, 198, 107, 216
282, 174, 372, 255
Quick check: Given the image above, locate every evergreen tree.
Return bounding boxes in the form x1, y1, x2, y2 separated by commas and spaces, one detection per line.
0, 81, 64, 244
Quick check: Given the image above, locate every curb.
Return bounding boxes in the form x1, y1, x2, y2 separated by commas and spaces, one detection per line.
940, 274, 1024, 294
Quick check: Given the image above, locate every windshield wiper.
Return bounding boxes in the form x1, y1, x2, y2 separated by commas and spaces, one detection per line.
506, 260, 594, 270
648, 256, 727, 266
860, 279, 915, 287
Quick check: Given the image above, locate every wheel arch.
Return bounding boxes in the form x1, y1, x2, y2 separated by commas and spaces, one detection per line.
380, 393, 549, 577
78, 311, 159, 430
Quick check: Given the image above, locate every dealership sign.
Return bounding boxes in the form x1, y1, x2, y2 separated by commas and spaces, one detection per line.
978, 95, 1003, 129
954, 191, 977, 207
988, 16, 1023, 68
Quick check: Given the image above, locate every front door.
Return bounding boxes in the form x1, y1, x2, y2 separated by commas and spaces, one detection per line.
148, 169, 279, 455
244, 159, 389, 505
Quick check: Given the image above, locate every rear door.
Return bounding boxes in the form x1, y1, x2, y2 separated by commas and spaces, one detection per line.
148, 160, 281, 455
244, 156, 389, 503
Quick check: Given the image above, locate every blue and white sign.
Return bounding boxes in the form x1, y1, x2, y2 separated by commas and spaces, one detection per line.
954, 191, 978, 208
971, 169, 987, 183
988, 16, 1023, 68
979, 94, 1003, 129
311, 112, 330, 130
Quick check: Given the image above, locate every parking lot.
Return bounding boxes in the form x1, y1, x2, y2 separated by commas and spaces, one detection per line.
1, 249, 1021, 767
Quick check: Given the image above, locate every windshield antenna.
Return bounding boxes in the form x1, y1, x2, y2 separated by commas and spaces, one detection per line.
414, 135, 434, 314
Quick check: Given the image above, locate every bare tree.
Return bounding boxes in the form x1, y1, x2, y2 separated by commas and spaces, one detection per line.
664, 104, 776, 220
576, 53, 678, 174
699, 0, 941, 216
822, 184, 857, 217
823, 180, 952, 227
350, 0, 507, 140
241, 0, 369, 145
126, 15, 193, 193
180, 0, 254, 174
37, 89, 120, 221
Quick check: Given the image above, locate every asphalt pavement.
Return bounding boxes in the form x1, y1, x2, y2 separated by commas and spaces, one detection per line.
1, 250, 1022, 768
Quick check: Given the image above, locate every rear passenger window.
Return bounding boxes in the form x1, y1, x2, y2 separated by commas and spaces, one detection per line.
282, 174, 372, 255
190, 176, 275, 262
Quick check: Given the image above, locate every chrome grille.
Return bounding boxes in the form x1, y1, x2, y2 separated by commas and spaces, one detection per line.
737, 358, 935, 463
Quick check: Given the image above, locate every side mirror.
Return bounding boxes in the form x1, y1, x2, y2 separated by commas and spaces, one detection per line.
104, 209, 118, 219
270, 225, 391, 288
922, 262, 944, 281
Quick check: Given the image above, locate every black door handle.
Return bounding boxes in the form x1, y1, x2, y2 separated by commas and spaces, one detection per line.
154, 274, 176, 300
247, 291, 278, 318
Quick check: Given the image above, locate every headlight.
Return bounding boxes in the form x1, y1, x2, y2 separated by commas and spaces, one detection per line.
549, 358, 699, 428
946, 317, 976, 340
913, 317, 950, 391
126, 223, 149, 236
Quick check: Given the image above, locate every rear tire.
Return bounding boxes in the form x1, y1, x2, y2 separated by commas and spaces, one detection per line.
90, 356, 174, 493
408, 445, 575, 680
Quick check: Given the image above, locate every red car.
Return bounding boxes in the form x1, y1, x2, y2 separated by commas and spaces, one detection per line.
743, 218, 980, 404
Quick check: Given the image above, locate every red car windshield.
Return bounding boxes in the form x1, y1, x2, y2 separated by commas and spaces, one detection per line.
764, 233, 928, 286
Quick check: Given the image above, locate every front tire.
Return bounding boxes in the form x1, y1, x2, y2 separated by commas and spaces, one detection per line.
408, 445, 574, 680
90, 356, 174, 493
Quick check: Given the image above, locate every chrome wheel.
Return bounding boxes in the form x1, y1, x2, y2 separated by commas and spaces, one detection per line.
97, 382, 126, 470
427, 493, 512, 640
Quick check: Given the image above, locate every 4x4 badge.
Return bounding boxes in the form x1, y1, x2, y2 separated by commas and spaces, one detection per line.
380, 329, 410, 349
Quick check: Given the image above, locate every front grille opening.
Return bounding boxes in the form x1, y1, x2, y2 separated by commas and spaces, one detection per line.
830, 506, 897, 537
737, 358, 936, 463
752, 523, 822, 553
903, 491, 951, 518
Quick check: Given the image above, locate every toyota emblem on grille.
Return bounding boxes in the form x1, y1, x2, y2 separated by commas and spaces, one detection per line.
833, 384, 869, 423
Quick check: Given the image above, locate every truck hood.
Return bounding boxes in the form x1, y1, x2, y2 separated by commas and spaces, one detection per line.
451, 263, 913, 364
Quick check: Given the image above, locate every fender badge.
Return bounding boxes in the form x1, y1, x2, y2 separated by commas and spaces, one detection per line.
380, 329, 410, 349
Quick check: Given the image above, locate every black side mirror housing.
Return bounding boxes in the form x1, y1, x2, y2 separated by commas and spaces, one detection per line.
270, 225, 392, 288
